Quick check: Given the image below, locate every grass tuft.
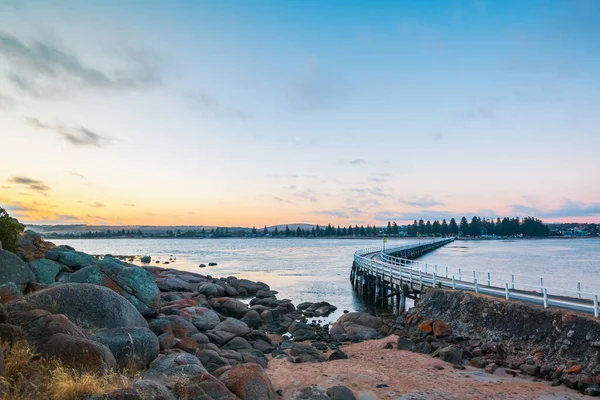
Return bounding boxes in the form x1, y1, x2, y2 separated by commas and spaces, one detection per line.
0, 340, 132, 400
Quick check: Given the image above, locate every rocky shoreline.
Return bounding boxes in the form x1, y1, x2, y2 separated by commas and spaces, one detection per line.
0, 232, 597, 398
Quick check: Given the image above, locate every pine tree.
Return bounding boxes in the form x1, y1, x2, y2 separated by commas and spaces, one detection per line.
449, 218, 458, 235
459, 217, 469, 236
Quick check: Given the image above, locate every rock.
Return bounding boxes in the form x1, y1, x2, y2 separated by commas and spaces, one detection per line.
28, 259, 63, 284
140, 256, 151, 263
219, 363, 278, 400
46, 246, 98, 270
208, 262, 218, 266
196, 349, 231, 373
145, 353, 207, 381
302, 301, 337, 317
17, 231, 55, 262
0, 346, 5, 376
132, 380, 176, 400
433, 320, 452, 337
520, 364, 540, 377
0, 282, 23, 303
91, 327, 160, 369
326, 386, 356, 400
183, 306, 221, 331
223, 337, 253, 351
287, 320, 316, 341
41, 333, 116, 371
159, 315, 199, 338
584, 385, 600, 396
290, 343, 320, 357
0, 249, 35, 290
198, 283, 222, 297
212, 298, 251, 319
469, 357, 486, 368
6, 283, 148, 329
68, 256, 160, 317
415, 341, 433, 354
566, 365, 583, 374
439, 346, 464, 366
331, 312, 383, 341
157, 277, 195, 292
397, 337, 416, 351
0, 323, 25, 344
21, 313, 86, 351
328, 349, 348, 361
173, 373, 237, 400
227, 279, 269, 295
418, 320, 433, 333
241, 310, 263, 329
212, 318, 251, 336
485, 363, 499, 374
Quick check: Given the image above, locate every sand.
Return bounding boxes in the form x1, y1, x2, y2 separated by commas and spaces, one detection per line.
266, 335, 584, 400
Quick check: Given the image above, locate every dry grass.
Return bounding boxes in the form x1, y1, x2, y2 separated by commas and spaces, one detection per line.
0, 340, 132, 400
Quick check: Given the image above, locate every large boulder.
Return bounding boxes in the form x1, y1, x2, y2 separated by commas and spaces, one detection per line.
28, 259, 64, 284
0, 249, 36, 290
46, 246, 99, 270
144, 352, 207, 382
173, 373, 237, 400
181, 307, 220, 331
17, 231, 55, 262
330, 312, 382, 341
219, 363, 278, 400
68, 256, 160, 317
227, 279, 269, 295
91, 327, 160, 369
6, 283, 148, 329
211, 298, 250, 319
21, 313, 86, 351
41, 333, 116, 371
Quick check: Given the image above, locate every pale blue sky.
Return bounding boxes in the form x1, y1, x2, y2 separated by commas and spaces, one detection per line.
1, 0, 599, 225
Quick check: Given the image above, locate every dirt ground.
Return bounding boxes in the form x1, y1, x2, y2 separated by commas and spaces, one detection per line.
266, 335, 585, 400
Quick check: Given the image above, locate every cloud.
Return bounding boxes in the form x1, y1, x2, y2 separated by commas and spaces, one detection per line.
67, 171, 86, 179
313, 210, 350, 219
292, 189, 317, 203
346, 187, 387, 198
8, 176, 50, 193
400, 197, 445, 208
273, 196, 293, 204
89, 202, 105, 208
368, 177, 388, 183
186, 92, 251, 120
374, 210, 459, 222
25, 116, 111, 147
511, 199, 600, 218
282, 185, 297, 190
430, 132, 444, 141
0, 32, 159, 98
121, 203, 136, 207
349, 159, 366, 165
0, 94, 15, 109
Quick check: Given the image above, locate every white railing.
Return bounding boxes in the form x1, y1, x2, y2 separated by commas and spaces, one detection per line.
354, 241, 600, 317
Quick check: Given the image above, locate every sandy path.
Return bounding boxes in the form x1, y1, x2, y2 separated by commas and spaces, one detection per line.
267, 335, 584, 400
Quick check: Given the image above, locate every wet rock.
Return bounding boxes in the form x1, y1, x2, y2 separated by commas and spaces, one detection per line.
0, 249, 35, 290
91, 327, 160, 369
198, 283, 222, 297
183, 306, 221, 331
140, 256, 151, 263
6, 283, 148, 329
41, 333, 116, 371
219, 363, 278, 400
302, 301, 337, 317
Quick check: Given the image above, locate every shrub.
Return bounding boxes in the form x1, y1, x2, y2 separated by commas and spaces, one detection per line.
0, 207, 24, 255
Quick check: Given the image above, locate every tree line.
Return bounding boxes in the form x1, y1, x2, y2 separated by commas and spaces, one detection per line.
405, 216, 550, 237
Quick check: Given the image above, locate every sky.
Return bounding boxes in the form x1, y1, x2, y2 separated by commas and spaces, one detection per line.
0, 0, 599, 227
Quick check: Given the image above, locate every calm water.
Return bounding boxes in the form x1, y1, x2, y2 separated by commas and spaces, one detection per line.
53, 238, 600, 316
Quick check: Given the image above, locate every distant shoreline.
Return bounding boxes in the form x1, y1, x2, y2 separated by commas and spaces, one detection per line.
48, 235, 600, 240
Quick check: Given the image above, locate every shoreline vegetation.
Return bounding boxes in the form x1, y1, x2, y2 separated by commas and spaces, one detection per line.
0, 208, 599, 398
25, 215, 599, 240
